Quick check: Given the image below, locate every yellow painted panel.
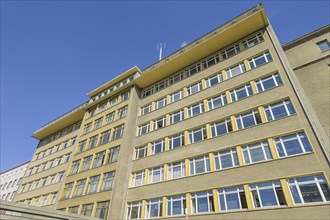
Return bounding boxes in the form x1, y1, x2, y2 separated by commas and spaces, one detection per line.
243, 184, 254, 210
280, 179, 294, 207
267, 138, 279, 159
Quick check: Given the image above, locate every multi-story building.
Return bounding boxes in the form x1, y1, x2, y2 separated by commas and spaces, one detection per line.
13, 105, 86, 209
283, 25, 330, 137
13, 4, 330, 220
0, 162, 29, 201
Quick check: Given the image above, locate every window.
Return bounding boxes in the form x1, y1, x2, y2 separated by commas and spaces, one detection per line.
55, 144, 61, 152
93, 151, 106, 168
63, 183, 73, 199
206, 73, 223, 88
214, 148, 239, 170
186, 82, 202, 96
236, 109, 262, 130
94, 117, 103, 130
48, 160, 54, 169
89, 135, 98, 149
75, 179, 86, 197
95, 201, 110, 219
82, 156, 92, 171
118, 106, 128, 119
113, 124, 124, 140
211, 119, 232, 137
243, 33, 264, 49
288, 174, 330, 204
226, 63, 246, 79
110, 96, 118, 106
155, 80, 167, 92
58, 172, 65, 182
71, 137, 76, 145
170, 90, 183, 103
41, 178, 47, 187
87, 175, 100, 194
264, 99, 296, 121
71, 160, 80, 174
208, 93, 227, 110
99, 103, 107, 112
49, 175, 56, 184
317, 40, 330, 52
170, 72, 183, 85
122, 91, 130, 101
222, 44, 240, 59
40, 195, 48, 206
250, 181, 286, 208
142, 87, 153, 98
242, 141, 272, 164
84, 123, 92, 134
141, 104, 152, 115
186, 63, 201, 77
149, 166, 164, 183
168, 161, 185, 180
105, 112, 115, 124
65, 154, 71, 163
169, 133, 185, 150
274, 132, 313, 157
48, 147, 53, 155
135, 145, 147, 159
33, 180, 39, 189
191, 191, 214, 214
170, 110, 184, 124
139, 123, 149, 135
34, 165, 40, 173
153, 117, 166, 130
188, 102, 204, 118
12, 179, 17, 187
167, 195, 186, 216
82, 204, 93, 216
203, 54, 219, 68
256, 73, 282, 92
219, 186, 247, 211
249, 52, 272, 69
189, 127, 207, 144
146, 198, 163, 218
155, 97, 167, 110
230, 84, 253, 102
151, 139, 165, 155
108, 146, 120, 163
56, 157, 62, 166
78, 140, 86, 153
132, 171, 145, 187
100, 130, 111, 145
102, 172, 115, 191
69, 206, 79, 214
127, 201, 142, 220
50, 193, 57, 204
190, 155, 210, 175
10, 191, 16, 201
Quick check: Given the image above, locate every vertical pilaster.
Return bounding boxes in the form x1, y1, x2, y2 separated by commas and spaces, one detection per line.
280, 179, 294, 207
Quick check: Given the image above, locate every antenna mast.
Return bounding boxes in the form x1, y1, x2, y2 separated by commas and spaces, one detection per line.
157, 43, 166, 60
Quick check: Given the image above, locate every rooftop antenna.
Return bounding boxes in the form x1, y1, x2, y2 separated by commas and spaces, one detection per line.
157, 43, 166, 60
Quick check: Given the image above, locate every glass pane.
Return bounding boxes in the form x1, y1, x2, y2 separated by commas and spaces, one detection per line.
250, 147, 265, 162
220, 154, 233, 168
172, 200, 182, 215
226, 193, 240, 210
195, 160, 206, 174
289, 185, 302, 204
220, 195, 226, 211
197, 197, 208, 212
300, 183, 323, 203
320, 183, 330, 201
284, 139, 303, 155
259, 188, 278, 206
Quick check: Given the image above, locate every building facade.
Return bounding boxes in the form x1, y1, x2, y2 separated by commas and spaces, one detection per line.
0, 162, 29, 202
13, 4, 330, 220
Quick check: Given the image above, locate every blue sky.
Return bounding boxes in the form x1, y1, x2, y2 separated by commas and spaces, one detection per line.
1, 0, 329, 172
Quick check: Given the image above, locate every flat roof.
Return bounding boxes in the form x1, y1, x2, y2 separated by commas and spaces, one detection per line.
283, 24, 330, 50
134, 4, 268, 88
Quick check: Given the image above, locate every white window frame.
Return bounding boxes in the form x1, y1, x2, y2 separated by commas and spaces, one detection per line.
206, 73, 223, 88
148, 166, 164, 184
127, 201, 142, 220
170, 90, 183, 103
186, 63, 201, 77
155, 97, 167, 110
250, 181, 284, 208
169, 133, 185, 149
170, 110, 184, 124
146, 198, 163, 219
210, 119, 232, 137
208, 93, 227, 110
235, 109, 261, 130
135, 145, 147, 159
214, 148, 239, 170
167, 194, 186, 216
186, 82, 202, 96
255, 73, 282, 92
249, 52, 272, 69
151, 139, 165, 155
274, 132, 312, 157
168, 161, 185, 180
230, 84, 253, 102
203, 54, 219, 69
243, 33, 264, 49
242, 141, 272, 164
138, 123, 150, 135
222, 44, 240, 59
170, 72, 183, 85
188, 127, 206, 144
218, 186, 246, 211
132, 171, 145, 187
190, 155, 210, 175
226, 63, 246, 79
188, 102, 204, 118
264, 99, 296, 121
191, 191, 214, 214
153, 117, 166, 130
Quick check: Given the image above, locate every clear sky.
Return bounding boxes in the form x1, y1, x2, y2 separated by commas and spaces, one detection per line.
1, 0, 329, 172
